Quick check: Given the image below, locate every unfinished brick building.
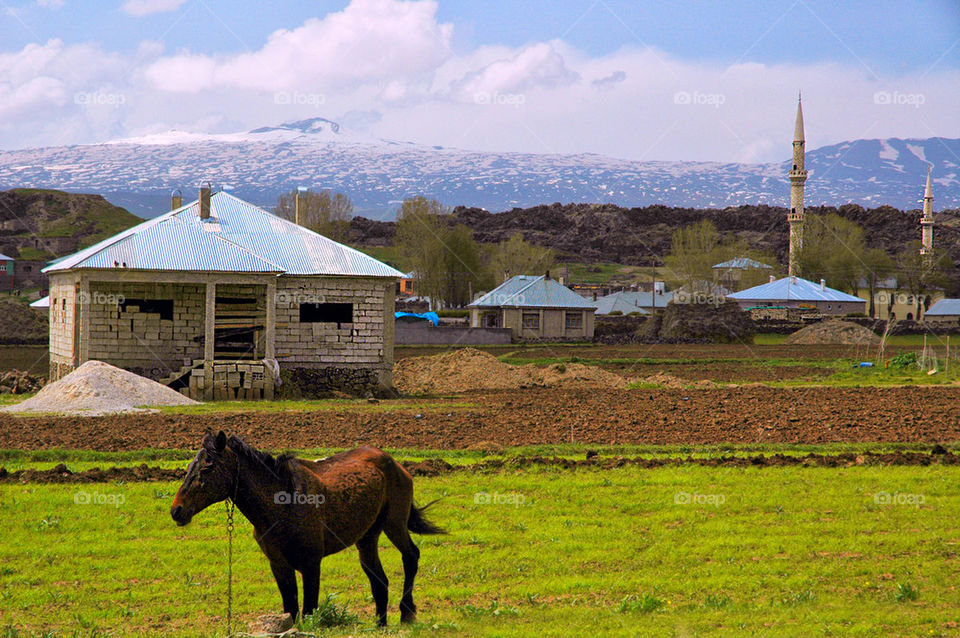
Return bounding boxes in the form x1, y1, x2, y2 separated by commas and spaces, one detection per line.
44, 187, 403, 399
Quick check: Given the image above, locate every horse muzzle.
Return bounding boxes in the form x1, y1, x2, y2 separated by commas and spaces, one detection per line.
170, 504, 193, 526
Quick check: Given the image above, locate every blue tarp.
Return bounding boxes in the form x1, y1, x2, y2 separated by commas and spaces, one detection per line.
395, 311, 439, 326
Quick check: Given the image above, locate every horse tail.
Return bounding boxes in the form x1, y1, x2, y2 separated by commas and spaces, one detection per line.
407, 499, 446, 535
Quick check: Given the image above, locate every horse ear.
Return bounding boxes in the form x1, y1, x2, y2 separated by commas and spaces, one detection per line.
215, 431, 227, 452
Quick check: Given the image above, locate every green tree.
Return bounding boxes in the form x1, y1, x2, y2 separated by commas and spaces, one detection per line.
663, 220, 723, 292
796, 214, 868, 292
861, 247, 895, 318
394, 197, 484, 308
896, 242, 952, 320
277, 189, 352, 242
487, 232, 555, 284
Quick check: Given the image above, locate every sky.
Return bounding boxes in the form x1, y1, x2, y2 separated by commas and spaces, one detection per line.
1, 0, 958, 162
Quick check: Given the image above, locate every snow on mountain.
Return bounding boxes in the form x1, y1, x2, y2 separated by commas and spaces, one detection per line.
1, 117, 956, 218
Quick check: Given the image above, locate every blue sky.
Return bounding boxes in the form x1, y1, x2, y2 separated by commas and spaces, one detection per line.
1, 0, 958, 161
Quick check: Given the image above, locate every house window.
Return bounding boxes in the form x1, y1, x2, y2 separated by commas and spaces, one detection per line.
300, 302, 353, 325
121, 298, 173, 320
23, 265, 31, 272
565, 312, 583, 330
522, 312, 539, 330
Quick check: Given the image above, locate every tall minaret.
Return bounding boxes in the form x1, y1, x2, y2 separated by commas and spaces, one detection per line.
920, 165, 934, 257
787, 93, 807, 276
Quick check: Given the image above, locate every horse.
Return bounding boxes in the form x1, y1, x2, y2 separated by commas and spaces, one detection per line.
170, 431, 444, 626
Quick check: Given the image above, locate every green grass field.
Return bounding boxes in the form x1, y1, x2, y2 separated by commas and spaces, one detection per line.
2, 461, 958, 637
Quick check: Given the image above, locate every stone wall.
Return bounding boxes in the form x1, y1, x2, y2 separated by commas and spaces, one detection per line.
279, 366, 385, 399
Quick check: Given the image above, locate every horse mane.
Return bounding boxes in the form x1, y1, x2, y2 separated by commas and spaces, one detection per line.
206, 434, 299, 488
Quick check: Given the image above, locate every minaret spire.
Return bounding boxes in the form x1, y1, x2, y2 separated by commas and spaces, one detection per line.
787, 93, 808, 276
920, 165, 934, 256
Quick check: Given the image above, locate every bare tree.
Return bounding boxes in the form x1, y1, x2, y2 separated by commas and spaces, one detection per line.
277, 189, 352, 242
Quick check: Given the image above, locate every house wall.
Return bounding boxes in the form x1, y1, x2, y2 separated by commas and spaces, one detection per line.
473, 306, 594, 340
50, 278, 207, 381
855, 287, 944, 321
731, 299, 865, 316
273, 275, 395, 390
48, 273, 78, 380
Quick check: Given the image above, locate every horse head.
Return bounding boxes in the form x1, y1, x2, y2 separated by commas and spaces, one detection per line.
171, 430, 238, 526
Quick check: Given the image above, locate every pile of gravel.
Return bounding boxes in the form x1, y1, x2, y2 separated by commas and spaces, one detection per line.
1, 360, 198, 416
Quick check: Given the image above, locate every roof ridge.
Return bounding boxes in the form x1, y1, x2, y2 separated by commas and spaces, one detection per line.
500, 274, 544, 305
215, 191, 403, 276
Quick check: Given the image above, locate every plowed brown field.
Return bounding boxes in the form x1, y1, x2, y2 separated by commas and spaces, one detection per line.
2, 386, 959, 451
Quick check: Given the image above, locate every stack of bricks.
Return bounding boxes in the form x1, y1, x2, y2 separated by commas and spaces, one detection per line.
188, 361, 274, 401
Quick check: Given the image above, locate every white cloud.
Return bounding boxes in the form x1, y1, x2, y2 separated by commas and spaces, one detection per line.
144, 0, 453, 92
121, 0, 186, 17
449, 41, 579, 102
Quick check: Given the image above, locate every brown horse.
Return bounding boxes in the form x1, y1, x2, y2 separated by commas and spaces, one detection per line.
170, 431, 444, 625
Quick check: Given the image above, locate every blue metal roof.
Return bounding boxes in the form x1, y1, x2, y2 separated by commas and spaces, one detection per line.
469, 275, 597, 309
594, 291, 675, 315
45, 192, 403, 278
0, 253, 13, 261
713, 257, 772, 270
926, 299, 960, 316
728, 276, 865, 303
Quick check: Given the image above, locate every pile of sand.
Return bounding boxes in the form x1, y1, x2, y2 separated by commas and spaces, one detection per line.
394, 348, 626, 394
639, 372, 714, 389
1, 360, 198, 416
785, 320, 881, 346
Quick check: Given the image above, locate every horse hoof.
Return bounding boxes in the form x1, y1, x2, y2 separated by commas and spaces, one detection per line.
400, 613, 417, 624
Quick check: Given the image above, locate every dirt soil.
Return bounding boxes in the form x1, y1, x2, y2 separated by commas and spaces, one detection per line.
3, 386, 960, 451
394, 348, 625, 394
786, 320, 882, 346
3, 448, 957, 483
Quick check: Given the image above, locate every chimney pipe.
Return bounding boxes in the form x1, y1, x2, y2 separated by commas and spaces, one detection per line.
769, 274, 776, 283
295, 186, 307, 226
199, 182, 211, 220
820, 278, 826, 291
170, 188, 182, 211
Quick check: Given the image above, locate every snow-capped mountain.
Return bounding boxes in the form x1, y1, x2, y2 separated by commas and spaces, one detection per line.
0, 117, 956, 218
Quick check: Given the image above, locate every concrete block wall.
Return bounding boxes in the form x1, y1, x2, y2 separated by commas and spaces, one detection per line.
274, 277, 391, 370
48, 274, 77, 380
84, 281, 205, 379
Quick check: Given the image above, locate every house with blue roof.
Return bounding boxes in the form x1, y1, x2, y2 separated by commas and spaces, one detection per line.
43, 186, 403, 399
712, 257, 775, 292
727, 276, 866, 316
593, 289, 673, 315
468, 274, 597, 339
924, 299, 960, 326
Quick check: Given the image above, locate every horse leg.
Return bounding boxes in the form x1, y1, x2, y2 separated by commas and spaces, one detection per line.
301, 561, 321, 619
357, 529, 389, 626
270, 561, 299, 619
383, 522, 420, 624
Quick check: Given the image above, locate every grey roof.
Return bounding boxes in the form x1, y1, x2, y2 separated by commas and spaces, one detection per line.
594, 291, 674, 315
925, 299, 960, 316
0, 253, 13, 261
712, 257, 772, 270
855, 276, 898, 289
728, 276, 865, 303
44, 192, 404, 278
469, 275, 597, 309
29, 295, 49, 308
